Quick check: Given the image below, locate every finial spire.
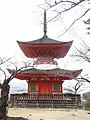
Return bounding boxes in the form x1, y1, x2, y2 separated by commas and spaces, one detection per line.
44, 10, 47, 35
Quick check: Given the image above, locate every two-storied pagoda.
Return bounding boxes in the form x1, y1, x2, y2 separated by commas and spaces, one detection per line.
9, 10, 82, 94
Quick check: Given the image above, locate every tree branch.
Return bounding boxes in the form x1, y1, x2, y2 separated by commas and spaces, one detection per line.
58, 8, 90, 37
45, 0, 85, 10
0, 57, 12, 66
45, 0, 90, 35
77, 76, 90, 83
74, 47, 90, 63
0, 69, 7, 81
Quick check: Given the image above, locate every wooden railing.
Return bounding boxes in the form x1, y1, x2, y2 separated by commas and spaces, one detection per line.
9, 93, 81, 108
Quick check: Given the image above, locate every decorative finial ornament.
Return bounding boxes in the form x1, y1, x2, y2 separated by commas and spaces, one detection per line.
44, 10, 47, 35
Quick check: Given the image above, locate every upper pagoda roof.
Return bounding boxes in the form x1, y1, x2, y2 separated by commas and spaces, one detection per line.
17, 37, 73, 58
8, 68, 82, 80
17, 35, 71, 45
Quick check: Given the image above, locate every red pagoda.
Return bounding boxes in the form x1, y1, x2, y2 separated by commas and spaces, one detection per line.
9, 10, 82, 95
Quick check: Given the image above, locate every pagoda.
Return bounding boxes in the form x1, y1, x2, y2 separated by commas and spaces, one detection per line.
9, 10, 82, 94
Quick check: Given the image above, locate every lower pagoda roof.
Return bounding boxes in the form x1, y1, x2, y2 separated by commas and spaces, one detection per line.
8, 68, 82, 80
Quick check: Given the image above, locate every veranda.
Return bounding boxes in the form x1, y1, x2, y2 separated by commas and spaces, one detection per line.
9, 93, 81, 108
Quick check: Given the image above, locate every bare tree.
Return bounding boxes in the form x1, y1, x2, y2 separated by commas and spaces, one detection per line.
64, 79, 84, 94
45, 0, 90, 21
71, 17, 90, 83
0, 58, 32, 119
43, 0, 90, 36
72, 44, 90, 83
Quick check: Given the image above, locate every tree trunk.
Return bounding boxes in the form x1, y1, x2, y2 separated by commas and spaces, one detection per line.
0, 81, 10, 119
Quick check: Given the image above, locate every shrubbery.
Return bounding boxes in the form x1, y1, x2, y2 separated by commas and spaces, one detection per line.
83, 93, 90, 110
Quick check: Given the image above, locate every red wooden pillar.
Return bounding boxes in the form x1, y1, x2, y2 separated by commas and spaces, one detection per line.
26, 80, 29, 93
60, 81, 64, 94
27, 80, 30, 93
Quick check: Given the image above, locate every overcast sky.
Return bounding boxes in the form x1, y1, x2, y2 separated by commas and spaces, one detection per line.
0, 0, 90, 93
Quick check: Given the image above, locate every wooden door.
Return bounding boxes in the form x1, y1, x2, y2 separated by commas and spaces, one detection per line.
39, 83, 52, 94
